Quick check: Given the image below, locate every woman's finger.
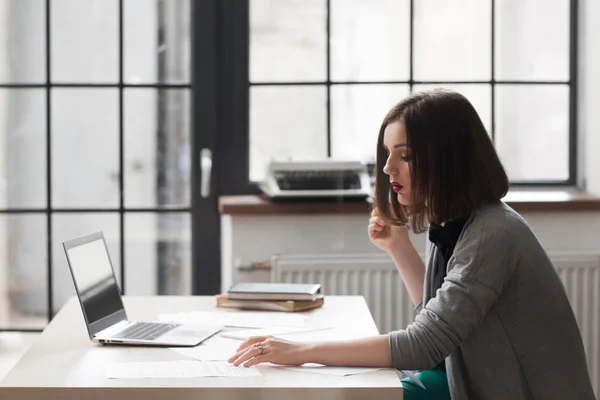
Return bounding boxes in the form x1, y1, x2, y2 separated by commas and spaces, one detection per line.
227, 354, 237, 363
232, 345, 262, 367
243, 354, 267, 368
236, 336, 268, 352
227, 346, 250, 363
368, 223, 383, 233
369, 217, 386, 227
229, 343, 259, 365
368, 226, 382, 236
227, 348, 246, 363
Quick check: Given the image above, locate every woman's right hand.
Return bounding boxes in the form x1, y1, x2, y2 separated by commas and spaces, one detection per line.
368, 207, 409, 253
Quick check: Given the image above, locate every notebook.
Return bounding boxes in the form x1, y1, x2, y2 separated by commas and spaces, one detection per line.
227, 282, 321, 301
216, 294, 324, 312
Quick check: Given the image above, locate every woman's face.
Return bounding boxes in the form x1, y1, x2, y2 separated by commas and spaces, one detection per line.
382, 120, 412, 205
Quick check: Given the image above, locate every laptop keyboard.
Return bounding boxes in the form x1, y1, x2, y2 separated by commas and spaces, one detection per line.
113, 322, 178, 341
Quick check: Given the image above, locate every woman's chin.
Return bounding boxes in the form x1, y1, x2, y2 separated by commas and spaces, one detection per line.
396, 192, 412, 205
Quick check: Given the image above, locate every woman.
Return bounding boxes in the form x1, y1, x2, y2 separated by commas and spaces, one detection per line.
228, 90, 595, 400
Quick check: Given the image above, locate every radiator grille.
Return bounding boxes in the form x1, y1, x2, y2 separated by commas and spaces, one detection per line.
271, 252, 600, 397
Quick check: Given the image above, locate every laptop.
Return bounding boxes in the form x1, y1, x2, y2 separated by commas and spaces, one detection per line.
63, 231, 221, 346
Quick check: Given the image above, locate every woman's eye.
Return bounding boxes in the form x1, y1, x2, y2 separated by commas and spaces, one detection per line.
400, 155, 411, 162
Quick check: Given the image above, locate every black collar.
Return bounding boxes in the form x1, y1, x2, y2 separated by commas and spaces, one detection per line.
429, 216, 469, 252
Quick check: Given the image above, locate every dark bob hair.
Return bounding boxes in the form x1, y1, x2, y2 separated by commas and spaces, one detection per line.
375, 89, 509, 233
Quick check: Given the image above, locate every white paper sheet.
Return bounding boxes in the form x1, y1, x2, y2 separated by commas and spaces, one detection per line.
220, 326, 333, 340
402, 370, 426, 390
169, 346, 235, 362
105, 360, 261, 379
274, 329, 365, 343
158, 311, 306, 328
274, 363, 381, 376
169, 336, 240, 361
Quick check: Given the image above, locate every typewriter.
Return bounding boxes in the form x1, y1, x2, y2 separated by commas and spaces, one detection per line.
259, 160, 372, 201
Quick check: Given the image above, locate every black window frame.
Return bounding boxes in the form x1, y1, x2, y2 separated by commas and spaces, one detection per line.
0, 0, 579, 333
0, 0, 193, 333
224, 0, 578, 193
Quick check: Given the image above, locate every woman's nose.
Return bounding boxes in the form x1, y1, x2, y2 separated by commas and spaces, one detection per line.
383, 160, 396, 176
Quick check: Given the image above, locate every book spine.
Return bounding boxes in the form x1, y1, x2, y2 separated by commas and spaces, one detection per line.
217, 301, 289, 312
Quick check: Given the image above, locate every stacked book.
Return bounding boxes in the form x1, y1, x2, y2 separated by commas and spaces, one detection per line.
217, 282, 324, 312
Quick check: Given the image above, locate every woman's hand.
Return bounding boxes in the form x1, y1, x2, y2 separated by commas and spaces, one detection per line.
368, 207, 409, 253
227, 336, 311, 368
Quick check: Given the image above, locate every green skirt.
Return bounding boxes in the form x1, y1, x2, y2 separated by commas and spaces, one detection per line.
401, 362, 450, 400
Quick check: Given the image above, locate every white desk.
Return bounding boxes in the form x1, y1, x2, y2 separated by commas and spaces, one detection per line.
0, 296, 403, 400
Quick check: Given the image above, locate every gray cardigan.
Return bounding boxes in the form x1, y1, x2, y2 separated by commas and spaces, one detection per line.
389, 201, 595, 399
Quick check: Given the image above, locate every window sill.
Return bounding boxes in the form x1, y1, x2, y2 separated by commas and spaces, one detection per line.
219, 190, 600, 216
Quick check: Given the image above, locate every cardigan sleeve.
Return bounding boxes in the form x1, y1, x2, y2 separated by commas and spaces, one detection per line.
389, 222, 518, 370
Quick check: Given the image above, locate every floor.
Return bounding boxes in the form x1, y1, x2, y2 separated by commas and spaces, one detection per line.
0, 332, 40, 382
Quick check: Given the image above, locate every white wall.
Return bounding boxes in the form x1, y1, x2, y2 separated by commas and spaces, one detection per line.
0, 1, 9, 325
222, 209, 600, 293
579, 0, 600, 195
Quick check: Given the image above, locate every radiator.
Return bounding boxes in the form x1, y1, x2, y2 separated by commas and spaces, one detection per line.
271, 252, 600, 397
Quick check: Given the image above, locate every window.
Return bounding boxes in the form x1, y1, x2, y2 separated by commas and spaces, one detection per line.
0, 0, 192, 331
249, 0, 575, 185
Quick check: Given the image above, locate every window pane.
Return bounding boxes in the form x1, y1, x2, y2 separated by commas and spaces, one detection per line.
125, 89, 190, 208
495, 85, 569, 181
1, 89, 46, 209
250, 0, 326, 83
52, 213, 120, 313
412, 84, 492, 132
495, 0, 569, 81
0, 0, 46, 83
414, 0, 491, 81
51, 0, 118, 83
52, 89, 119, 208
250, 86, 327, 182
330, 0, 410, 82
0, 214, 47, 329
331, 84, 410, 161
125, 212, 191, 296
124, 0, 190, 84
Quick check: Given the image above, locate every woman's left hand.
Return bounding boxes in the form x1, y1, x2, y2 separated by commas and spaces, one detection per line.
227, 335, 311, 367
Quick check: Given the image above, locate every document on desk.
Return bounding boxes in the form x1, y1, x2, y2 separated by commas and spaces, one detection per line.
274, 329, 365, 343
220, 325, 333, 340
169, 336, 240, 361
158, 311, 306, 328
105, 360, 261, 379
169, 345, 234, 361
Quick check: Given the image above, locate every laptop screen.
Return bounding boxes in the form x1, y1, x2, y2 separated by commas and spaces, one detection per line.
65, 238, 124, 325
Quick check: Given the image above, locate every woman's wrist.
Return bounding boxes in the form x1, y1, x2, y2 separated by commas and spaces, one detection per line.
387, 233, 414, 260
300, 342, 321, 364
